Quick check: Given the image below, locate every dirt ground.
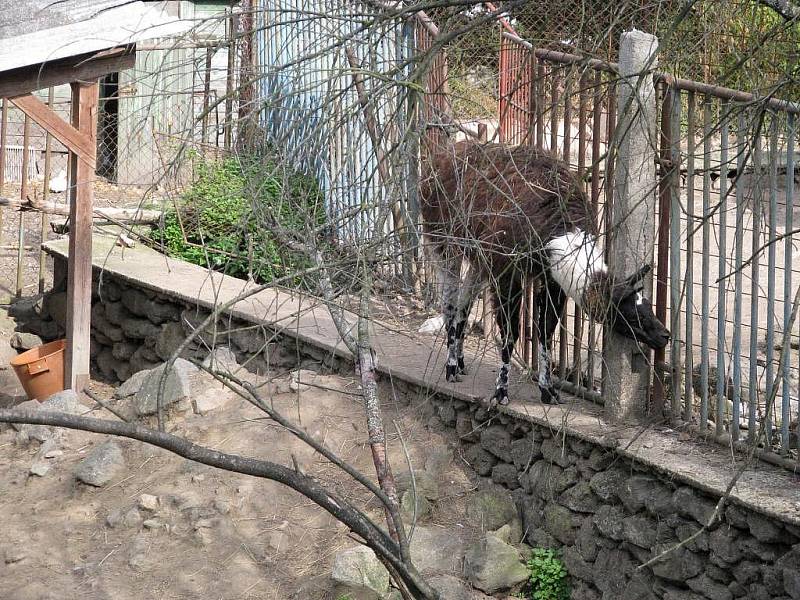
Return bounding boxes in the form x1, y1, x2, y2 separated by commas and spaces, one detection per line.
0, 363, 485, 600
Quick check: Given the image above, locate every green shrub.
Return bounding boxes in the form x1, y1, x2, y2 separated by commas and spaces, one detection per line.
158, 156, 324, 284
523, 548, 570, 600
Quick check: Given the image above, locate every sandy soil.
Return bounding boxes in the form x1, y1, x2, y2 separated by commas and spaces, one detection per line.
0, 365, 484, 600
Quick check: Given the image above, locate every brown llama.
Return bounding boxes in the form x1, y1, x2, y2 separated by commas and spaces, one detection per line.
420, 141, 670, 405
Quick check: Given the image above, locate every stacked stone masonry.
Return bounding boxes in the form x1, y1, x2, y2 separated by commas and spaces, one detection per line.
34, 255, 800, 600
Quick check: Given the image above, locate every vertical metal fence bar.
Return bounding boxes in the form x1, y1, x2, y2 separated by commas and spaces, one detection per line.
748, 126, 762, 442
732, 110, 747, 442
0, 99, 7, 246
716, 99, 730, 435
669, 87, 683, 420
684, 91, 695, 422
536, 60, 545, 148
559, 69, 572, 378
700, 95, 711, 428
765, 115, 778, 443
17, 113, 30, 298
782, 113, 795, 454
40, 87, 55, 294
527, 50, 538, 146
573, 70, 588, 387
602, 79, 616, 396
550, 66, 559, 153
587, 69, 603, 389
499, 35, 508, 143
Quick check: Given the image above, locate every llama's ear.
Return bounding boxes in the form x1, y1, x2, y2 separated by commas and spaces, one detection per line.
623, 264, 652, 289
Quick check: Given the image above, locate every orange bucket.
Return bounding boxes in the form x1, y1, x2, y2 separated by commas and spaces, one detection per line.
10, 339, 66, 401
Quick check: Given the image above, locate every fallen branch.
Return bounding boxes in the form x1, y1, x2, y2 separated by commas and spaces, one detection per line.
0, 196, 162, 223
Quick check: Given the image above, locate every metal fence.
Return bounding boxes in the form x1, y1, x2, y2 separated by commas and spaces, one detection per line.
494, 28, 800, 463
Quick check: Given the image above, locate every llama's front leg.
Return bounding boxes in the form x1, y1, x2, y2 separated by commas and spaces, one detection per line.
439, 257, 462, 383
492, 276, 522, 406
537, 279, 566, 404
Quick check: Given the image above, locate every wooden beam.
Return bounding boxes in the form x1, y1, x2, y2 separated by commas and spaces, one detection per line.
0, 46, 135, 99
10, 94, 96, 167
64, 81, 98, 392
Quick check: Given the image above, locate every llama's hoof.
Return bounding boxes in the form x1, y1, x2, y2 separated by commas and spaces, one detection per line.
540, 386, 564, 405
457, 357, 469, 376
445, 364, 463, 383
491, 388, 510, 407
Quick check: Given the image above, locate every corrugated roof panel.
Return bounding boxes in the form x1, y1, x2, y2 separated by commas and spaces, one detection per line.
0, 1, 192, 72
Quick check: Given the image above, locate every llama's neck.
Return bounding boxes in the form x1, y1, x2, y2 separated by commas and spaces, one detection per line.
545, 230, 607, 304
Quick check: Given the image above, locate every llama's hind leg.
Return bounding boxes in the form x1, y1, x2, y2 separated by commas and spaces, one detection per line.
536, 277, 567, 404
451, 264, 482, 378
491, 275, 523, 406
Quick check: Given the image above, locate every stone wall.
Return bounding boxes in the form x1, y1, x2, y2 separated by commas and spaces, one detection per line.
32, 257, 313, 383
34, 254, 800, 600
418, 394, 800, 600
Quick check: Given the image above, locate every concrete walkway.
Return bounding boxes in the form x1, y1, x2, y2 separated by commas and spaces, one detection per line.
43, 234, 800, 526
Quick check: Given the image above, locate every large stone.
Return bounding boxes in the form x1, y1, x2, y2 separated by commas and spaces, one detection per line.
456, 411, 481, 442
464, 444, 497, 476
622, 514, 657, 548
576, 519, 600, 562
650, 543, 704, 582
491, 463, 520, 489
40, 389, 90, 415
331, 546, 390, 600
686, 574, 733, 600
429, 575, 487, 600
558, 481, 600, 513
617, 475, 661, 513
588, 469, 626, 502
115, 369, 151, 399
120, 317, 161, 340
9, 295, 43, 320
43, 291, 67, 327
10, 332, 43, 351
593, 548, 634, 597
673, 487, 716, 526
776, 545, 800, 599
10, 399, 55, 441
594, 504, 625, 541
133, 358, 198, 416
563, 546, 594, 582
400, 489, 431, 523
146, 300, 181, 325
202, 346, 239, 372
104, 301, 129, 325
521, 460, 562, 499
540, 437, 572, 468
464, 534, 528, 594
544, 503, 578, 545
709, 527, 742, 564
75, 440, 125, 487
112, 341, 138, 361
409, 525, 464, 575
153, 322, 186, 361
121, 288, 151, 317
510, 434, 542, 469
480, 425, 512, 463
395, 470, 439, 501
466, 487, 518, 534
746, 511, 783, 543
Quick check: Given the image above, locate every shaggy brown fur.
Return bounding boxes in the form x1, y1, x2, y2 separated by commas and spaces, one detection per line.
420, 140, 596, 276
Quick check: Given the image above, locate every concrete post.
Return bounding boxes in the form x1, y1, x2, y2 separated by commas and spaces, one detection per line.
603, 29, 659, 420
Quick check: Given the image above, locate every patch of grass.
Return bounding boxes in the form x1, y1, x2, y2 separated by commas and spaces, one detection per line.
519, 548, 570, 600
156, 155, 324, 285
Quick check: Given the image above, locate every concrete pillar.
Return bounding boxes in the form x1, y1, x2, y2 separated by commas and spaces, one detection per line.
603, 30, 659, 420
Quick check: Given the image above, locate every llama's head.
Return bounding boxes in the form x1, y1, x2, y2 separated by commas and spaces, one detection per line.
608, 265, 670, 350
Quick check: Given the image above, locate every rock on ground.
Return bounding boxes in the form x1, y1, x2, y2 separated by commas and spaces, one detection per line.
465, 487, 519, 532
201, 346, 238, 372
10, 332, 43, 351
464, 533, 529, 594
114, 369, 150, 399
331, 545, 391, 600
409, 525, 465, 575
133, 358, 198, 416
75, 440, 126, 487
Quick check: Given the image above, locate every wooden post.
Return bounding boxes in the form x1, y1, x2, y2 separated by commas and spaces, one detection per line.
64, 81, 98, 391
603, 30, 659, 421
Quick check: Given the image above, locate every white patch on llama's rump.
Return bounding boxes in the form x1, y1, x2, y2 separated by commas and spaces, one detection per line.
545, 230, 606, 303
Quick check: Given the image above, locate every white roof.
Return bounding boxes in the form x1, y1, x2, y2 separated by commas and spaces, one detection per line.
0, 1, 193, 72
